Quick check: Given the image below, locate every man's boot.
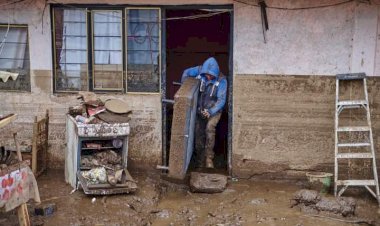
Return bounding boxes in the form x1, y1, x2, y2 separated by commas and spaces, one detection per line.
206, 157, 214, 168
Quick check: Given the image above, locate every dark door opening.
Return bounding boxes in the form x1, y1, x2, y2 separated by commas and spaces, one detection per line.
164, 8, 231, 172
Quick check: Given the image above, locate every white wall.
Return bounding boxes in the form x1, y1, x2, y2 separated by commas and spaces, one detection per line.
234, 0, 380, 76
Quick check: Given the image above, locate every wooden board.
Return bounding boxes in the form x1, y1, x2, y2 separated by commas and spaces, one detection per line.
0, 114, 17, 129
168, 78, 199, 180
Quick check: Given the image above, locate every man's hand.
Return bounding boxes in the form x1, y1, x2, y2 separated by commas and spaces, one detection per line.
201, 109, 210, 119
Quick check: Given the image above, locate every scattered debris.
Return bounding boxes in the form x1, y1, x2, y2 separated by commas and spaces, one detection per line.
68, 92, 132, 125
70, 188, 77, 194
190, 172, 228, 193
155, 209, 170, 218
291, 189, 356, 217
35, 203, 56, 217
82, 167, 107, 184
292, 189, 320, 206
303, 214, 375, 225
250, 198, 267, 205
91, 197, 96, 204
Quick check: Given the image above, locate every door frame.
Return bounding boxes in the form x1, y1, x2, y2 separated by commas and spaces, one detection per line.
161, 4, 234, 175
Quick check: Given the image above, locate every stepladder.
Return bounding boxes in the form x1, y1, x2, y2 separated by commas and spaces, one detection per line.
335, 73, 380, 205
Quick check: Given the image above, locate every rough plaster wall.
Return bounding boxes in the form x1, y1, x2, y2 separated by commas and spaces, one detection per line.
234, 0, 355, 75
351, 4, 378, 76
0, 0, 162, 170
374, 6, 380, 76
232, 75, 380, 179
232, 0, 380, 178
0, 0, 52, 71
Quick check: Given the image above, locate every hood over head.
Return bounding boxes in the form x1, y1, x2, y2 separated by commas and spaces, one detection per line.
200, 57, 220, 80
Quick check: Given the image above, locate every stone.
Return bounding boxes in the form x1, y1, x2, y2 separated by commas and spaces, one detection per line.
156, 209, 170, 218
292, 189, 321, 205
190, 172, 227, 193
315, 196, 356, 216
315, 197, 341, 214
34, 203, 56, 216
250, 198, 267, 205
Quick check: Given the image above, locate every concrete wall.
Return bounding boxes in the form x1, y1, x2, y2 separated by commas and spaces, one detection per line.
0, 0, 162, 170
232, 0, 380, 178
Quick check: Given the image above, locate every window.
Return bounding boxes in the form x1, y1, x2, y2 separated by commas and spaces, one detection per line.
0, 25, 30, 91
53, 9, 88, 92
126, 8, 160, 93
92, 10, 123, 90
52, 7, 161, 93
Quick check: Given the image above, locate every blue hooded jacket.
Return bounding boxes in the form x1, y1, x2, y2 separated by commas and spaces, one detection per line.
181, 57, 227, 117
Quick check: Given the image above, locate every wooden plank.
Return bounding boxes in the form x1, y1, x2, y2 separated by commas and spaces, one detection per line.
17, 203, 30, 226
0, 114, 17, 129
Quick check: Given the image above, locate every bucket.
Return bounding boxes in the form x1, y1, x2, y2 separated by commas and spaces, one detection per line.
306, 172, 333, 194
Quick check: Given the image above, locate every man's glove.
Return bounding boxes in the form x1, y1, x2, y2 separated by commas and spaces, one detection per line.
201, 109, 210, 119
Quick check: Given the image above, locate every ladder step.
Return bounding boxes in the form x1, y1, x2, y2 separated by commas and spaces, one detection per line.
337, 142, 371, 147
336, 73, 366, 80
336, 153, 373, 158
337, 126, 370, 132
337, 100, 367, 106
336, 180, 376, 186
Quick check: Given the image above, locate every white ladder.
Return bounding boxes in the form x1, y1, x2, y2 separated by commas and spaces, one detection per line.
335, 73, 380, 204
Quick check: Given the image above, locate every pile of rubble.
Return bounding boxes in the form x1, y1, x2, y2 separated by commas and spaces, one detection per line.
81, 150, 122, 170
291, 189, 356, 217
68, 91, 131, 124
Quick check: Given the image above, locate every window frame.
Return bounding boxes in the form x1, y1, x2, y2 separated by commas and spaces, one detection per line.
91, 9, 124, 92
52, 7, 89, 93
52, 5, 162, 94
0, 24, 31, 92
125, 7, 161, 95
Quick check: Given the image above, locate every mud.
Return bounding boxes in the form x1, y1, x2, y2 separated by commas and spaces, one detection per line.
0, 170, 380, 226
292, 189, 356, 217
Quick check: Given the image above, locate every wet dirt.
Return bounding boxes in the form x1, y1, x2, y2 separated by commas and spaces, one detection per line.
153, 179, 380, 226
1, 170, 380, 226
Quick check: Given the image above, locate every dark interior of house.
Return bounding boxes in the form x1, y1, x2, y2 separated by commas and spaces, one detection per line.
165, 9, 230, 170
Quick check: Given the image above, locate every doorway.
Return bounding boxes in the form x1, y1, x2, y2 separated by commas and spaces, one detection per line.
163, 7, 232, 173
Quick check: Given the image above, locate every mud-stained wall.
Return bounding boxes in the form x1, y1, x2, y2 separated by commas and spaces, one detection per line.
232, 75, 380, 179
232, 0, 380, 178
1, 71, 162, 170
0, 1, 162, 170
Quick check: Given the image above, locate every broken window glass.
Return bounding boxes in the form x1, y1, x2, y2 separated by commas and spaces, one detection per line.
0, 25, 30, 91
93, 10, 123, 91
126, 9, 160, 93
53, 8, 88, 92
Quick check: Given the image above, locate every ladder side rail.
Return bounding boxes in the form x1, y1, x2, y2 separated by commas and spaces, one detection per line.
363, 78, 380, 201
335, 78, 340, 197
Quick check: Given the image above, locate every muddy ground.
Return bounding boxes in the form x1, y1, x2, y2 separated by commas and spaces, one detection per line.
0, 169, 380, 226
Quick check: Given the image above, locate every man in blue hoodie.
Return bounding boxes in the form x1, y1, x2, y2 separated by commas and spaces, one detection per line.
181, 57, 227, 168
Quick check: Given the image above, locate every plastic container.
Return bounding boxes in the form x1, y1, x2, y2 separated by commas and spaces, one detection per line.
306, 172, 333, 194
